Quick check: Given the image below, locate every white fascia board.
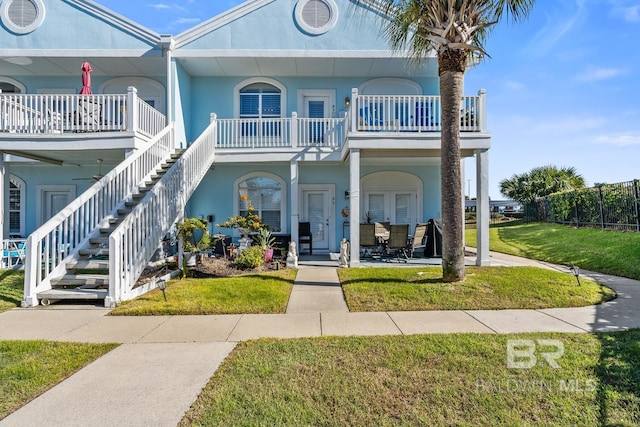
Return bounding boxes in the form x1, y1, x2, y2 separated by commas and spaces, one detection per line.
65, 0, 161, 45
175, 0, 276, 49
0, 49, 162, 58
174, 49, 428, 59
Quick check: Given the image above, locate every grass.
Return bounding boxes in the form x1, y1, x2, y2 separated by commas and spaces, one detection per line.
110, 268, 297, 315
338, 266, 615, 312
466, 221, 640, 280
0, 340, 118, 419
180, 331, 640, 426
0, 270, 24, 313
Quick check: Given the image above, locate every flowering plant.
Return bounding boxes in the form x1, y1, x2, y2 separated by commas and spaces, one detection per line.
341, 207, 350, 218
216, 195, 268, 233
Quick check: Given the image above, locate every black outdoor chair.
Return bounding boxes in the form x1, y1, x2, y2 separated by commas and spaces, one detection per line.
409, 223, 427, 258
359, 223, 377, 258
385, 224, 410, 263
298, 222, 313, 255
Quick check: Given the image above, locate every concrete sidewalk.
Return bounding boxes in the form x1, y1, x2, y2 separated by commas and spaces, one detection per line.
1, 253, 639, 425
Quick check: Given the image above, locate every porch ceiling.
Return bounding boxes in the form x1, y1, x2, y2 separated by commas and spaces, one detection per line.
175, 55, 438, 77
3, 149, 127, 166
0, 56, 165, 78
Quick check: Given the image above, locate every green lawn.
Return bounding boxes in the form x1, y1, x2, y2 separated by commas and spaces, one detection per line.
0, 340, 118, 419
111, 269, 297, 315
0, 270, 23, 312
180, 331, 640, 426
339, 266, 615, 312
466, 221, 640, 280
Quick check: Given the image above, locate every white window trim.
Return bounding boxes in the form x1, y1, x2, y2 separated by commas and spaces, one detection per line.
294, 0, 339, 36
234, 77, 287, 118
100, 77, 165, 114
359, 78, 423, 96
0, 77, 26, 93
1, 0, 46, 35
361, 171, 423, 225
233, 172, 287, 234
8, 174, 25, 237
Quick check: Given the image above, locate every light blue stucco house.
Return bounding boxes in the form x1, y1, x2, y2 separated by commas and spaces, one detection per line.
0, 0, 490, 307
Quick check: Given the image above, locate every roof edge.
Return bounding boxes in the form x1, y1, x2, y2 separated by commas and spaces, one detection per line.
65, 0, 162, 45
174, 0, 275, 49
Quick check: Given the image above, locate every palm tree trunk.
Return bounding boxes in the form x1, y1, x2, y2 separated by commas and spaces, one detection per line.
439, 49, 466, 282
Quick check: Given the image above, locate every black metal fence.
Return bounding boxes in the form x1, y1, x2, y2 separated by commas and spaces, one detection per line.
524, 179, 640, 231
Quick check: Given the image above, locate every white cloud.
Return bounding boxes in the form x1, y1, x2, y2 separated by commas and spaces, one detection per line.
148, 3, 170, 10
594, 132, 640, 146
175, 17, 201, 25
504, 80, 526, 91
525, 0, 586, 57
612, 4, 640, 23
575, 66, 629, 82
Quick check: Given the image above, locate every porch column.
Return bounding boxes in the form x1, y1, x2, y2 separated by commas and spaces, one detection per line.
349, 149, 360, 266
127, 86, 139, 132
475, 148, 490, 266
290, 160, 299, 246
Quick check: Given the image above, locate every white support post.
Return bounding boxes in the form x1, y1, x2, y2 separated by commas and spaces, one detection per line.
478, 89, 487, 133
127, 86, 139, 132
475, 148, 490, 265
0, 155, 4, 269
350, 88, 358, 132
290, 160, 299, 244
349, 148, 361, 266
291, 112, 298, 148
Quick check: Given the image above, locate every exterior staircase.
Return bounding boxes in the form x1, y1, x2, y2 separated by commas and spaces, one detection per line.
36, 150, 184, 305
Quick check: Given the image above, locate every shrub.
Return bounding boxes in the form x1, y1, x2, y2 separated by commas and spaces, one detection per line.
236, 246, 265, 270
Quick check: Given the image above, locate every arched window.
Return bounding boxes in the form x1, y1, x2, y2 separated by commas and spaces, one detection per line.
9, 175, 25, 237
236, 173, 286, 233
239, 83, 281, 120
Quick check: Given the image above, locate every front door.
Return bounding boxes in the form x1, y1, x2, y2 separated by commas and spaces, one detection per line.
300, 186, 334, 252
364, 191, 417, 225
38, 186, 76, 225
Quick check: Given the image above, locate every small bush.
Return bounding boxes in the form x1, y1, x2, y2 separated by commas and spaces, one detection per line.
236, 246, 265, 270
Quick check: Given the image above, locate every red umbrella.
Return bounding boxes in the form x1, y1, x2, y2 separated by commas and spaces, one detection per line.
80, 61, 93, 94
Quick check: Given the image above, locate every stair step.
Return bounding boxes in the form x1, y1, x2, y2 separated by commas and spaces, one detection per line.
117, 208, 132, 216
38, 288, 107, 303
124, 201, 137, 208
109, 217, 122, 225
89, 237, 108, 245
100, 227, 115, 234
68, 259, 110, 270
79, 248, 110, 257
51, 274, 109, 287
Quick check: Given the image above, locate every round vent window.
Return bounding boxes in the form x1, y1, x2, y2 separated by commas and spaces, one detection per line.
294, 0, 338, 35
1, 0, 45, 34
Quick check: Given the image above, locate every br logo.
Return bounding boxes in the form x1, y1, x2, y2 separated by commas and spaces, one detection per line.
506, 339, 564, 369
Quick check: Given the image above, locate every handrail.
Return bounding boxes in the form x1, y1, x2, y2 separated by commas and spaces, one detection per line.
22, 123, 175, 307
107, 116, 218, 306
136, 98, 166, 138
216, 118, 291, 148
296, 117, 345, 148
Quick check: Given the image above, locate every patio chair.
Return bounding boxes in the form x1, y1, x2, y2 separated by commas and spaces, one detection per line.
358, 106, 383, 130
385, 224, 410, 263
298, 221, 313, 255
359, 223, 377, 258
2, 240, 26, 269
409, 223, 428, 258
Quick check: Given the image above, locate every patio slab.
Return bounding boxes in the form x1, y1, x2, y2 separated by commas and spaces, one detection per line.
388, 310, 495, 334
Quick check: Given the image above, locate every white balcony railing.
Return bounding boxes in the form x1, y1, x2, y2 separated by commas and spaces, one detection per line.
0, 86, 165, 135
213, 91, 485, 150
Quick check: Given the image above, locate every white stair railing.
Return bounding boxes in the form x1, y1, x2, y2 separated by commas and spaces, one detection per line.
22, 124, 175, 307
108, 115, 218, 306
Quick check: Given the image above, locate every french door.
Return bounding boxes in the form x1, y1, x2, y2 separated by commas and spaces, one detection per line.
364, 191, 416, 225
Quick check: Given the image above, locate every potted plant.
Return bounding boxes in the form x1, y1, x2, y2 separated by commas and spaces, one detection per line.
176, 217, 210, 267
253, 228, 276, 262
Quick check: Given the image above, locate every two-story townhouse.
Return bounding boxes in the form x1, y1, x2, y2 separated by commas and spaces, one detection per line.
0, 0, 490, 307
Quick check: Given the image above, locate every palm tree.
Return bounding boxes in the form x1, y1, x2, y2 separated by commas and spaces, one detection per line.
357, 0, 535, 281
500, 165, 586, 203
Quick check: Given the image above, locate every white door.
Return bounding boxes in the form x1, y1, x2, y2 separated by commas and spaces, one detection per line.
38, 186, 75, 225
301, 188, 332, 252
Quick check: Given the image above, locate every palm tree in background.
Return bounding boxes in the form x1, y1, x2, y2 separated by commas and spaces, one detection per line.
357, 0, 535, 281
500, 165, 586, 203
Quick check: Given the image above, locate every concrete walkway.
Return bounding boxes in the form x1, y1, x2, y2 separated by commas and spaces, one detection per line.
1, 252, 640, 425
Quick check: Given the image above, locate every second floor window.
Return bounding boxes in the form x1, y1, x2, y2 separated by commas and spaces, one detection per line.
239, 83, 281, 119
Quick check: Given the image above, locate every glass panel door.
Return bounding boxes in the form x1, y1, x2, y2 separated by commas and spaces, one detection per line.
302, 190, 330, 250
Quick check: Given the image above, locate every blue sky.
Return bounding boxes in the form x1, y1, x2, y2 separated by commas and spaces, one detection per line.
98, 0, 640, 199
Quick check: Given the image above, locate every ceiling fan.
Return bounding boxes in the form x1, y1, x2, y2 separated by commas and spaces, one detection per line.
73, 159, 104, 182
